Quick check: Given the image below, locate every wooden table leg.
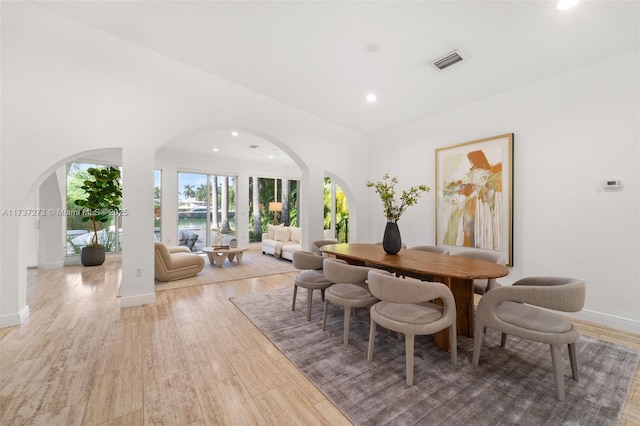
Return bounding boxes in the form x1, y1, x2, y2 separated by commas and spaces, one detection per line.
213, 253, 228, 267
432, 277, 474, 352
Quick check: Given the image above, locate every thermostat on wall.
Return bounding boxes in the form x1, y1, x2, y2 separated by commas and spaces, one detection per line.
603, 179, 623, 190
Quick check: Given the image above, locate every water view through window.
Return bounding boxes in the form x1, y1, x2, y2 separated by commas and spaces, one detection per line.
178, 172, 236, 252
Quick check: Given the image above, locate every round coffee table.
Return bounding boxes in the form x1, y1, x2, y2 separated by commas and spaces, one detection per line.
202, 246, 247, 267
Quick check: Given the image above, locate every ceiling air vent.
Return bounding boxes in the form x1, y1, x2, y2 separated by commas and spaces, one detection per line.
248, 144, 260, 149
430, 50, 463, 71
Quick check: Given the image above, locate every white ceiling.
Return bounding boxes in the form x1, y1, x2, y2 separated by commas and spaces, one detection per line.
34, 1, 640, 163
164, 128, 294, 165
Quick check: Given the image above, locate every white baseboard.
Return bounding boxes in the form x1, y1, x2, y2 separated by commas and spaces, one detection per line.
0, 305, 30, 328
39, 261, 65, 269
569, 309, 640, 335
120, 292, 156, 308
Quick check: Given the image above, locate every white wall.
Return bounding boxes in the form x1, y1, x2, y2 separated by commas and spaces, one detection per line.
37, 173, 65, 269
368, 49, 640, 333
0, 2, 370, 326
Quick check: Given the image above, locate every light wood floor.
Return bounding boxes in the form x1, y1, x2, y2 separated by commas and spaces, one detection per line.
1, 257, 639, 425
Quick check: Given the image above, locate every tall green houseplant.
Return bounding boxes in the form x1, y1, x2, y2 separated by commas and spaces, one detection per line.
74, 166, 122, 265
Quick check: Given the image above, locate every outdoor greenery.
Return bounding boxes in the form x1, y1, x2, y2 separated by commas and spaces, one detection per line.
324, 177, 349, 243
248, 178, 299, 242
366, 173, 429, 223
154, 186, 161, 226
67, 166, 92, 231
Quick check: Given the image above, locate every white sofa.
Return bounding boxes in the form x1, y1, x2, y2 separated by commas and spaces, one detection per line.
261, 225, 302, 261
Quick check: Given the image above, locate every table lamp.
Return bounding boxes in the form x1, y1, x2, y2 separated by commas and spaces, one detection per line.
269, 202, 282, 225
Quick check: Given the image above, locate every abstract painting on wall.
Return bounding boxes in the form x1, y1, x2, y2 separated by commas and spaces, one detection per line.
436, 133, 514, 265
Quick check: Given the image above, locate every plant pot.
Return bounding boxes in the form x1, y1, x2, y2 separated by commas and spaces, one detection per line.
81, 245, 106, 266
382, 222, 402, 255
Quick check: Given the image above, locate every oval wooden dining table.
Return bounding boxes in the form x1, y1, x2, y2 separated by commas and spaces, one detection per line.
320, 243, 509, 351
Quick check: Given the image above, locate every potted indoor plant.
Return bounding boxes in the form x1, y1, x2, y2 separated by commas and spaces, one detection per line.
366, 173, 429, 254
74, 166, 122, 266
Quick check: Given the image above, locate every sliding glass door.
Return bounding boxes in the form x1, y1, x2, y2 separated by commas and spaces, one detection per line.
178, 172, 236, 251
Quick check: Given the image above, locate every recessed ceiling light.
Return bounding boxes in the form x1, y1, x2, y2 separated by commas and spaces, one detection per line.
366, 93, 377, 103
557, 0, 580, 10
231, 131, 239, 137
269, 155, 274, 159
366, 42, 380, 52
213, 148, 219, 152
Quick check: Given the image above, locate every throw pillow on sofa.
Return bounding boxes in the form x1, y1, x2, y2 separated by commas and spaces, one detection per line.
289, 226, 301, 242
275, 226, 291, 242
267, 224, 283, 240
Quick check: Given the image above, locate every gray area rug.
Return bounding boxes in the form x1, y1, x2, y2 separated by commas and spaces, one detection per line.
231, 286, 640, 425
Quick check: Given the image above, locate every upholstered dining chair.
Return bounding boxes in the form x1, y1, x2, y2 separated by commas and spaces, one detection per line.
374, 241, 407, 248
410, 245, 450, 255
309, 239, 339, 256
322, 259, 389, 345
451, 249, 506, 295
472, 276, 586, 401
398, 245, 451, 280
292, 250, 336, 321
367, 270, 457, 386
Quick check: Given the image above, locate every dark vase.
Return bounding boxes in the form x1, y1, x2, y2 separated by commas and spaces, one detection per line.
382, 221, 402, 255
81, 245, 106, 266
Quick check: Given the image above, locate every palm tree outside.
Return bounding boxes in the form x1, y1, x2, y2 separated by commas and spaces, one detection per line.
182, 184, 196, 201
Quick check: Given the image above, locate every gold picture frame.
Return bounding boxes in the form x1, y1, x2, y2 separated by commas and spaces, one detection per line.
436, 133, 514, 265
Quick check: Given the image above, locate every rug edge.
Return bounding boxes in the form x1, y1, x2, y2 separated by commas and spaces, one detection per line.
155, 270, 297, 291
228, 290, 359, 425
